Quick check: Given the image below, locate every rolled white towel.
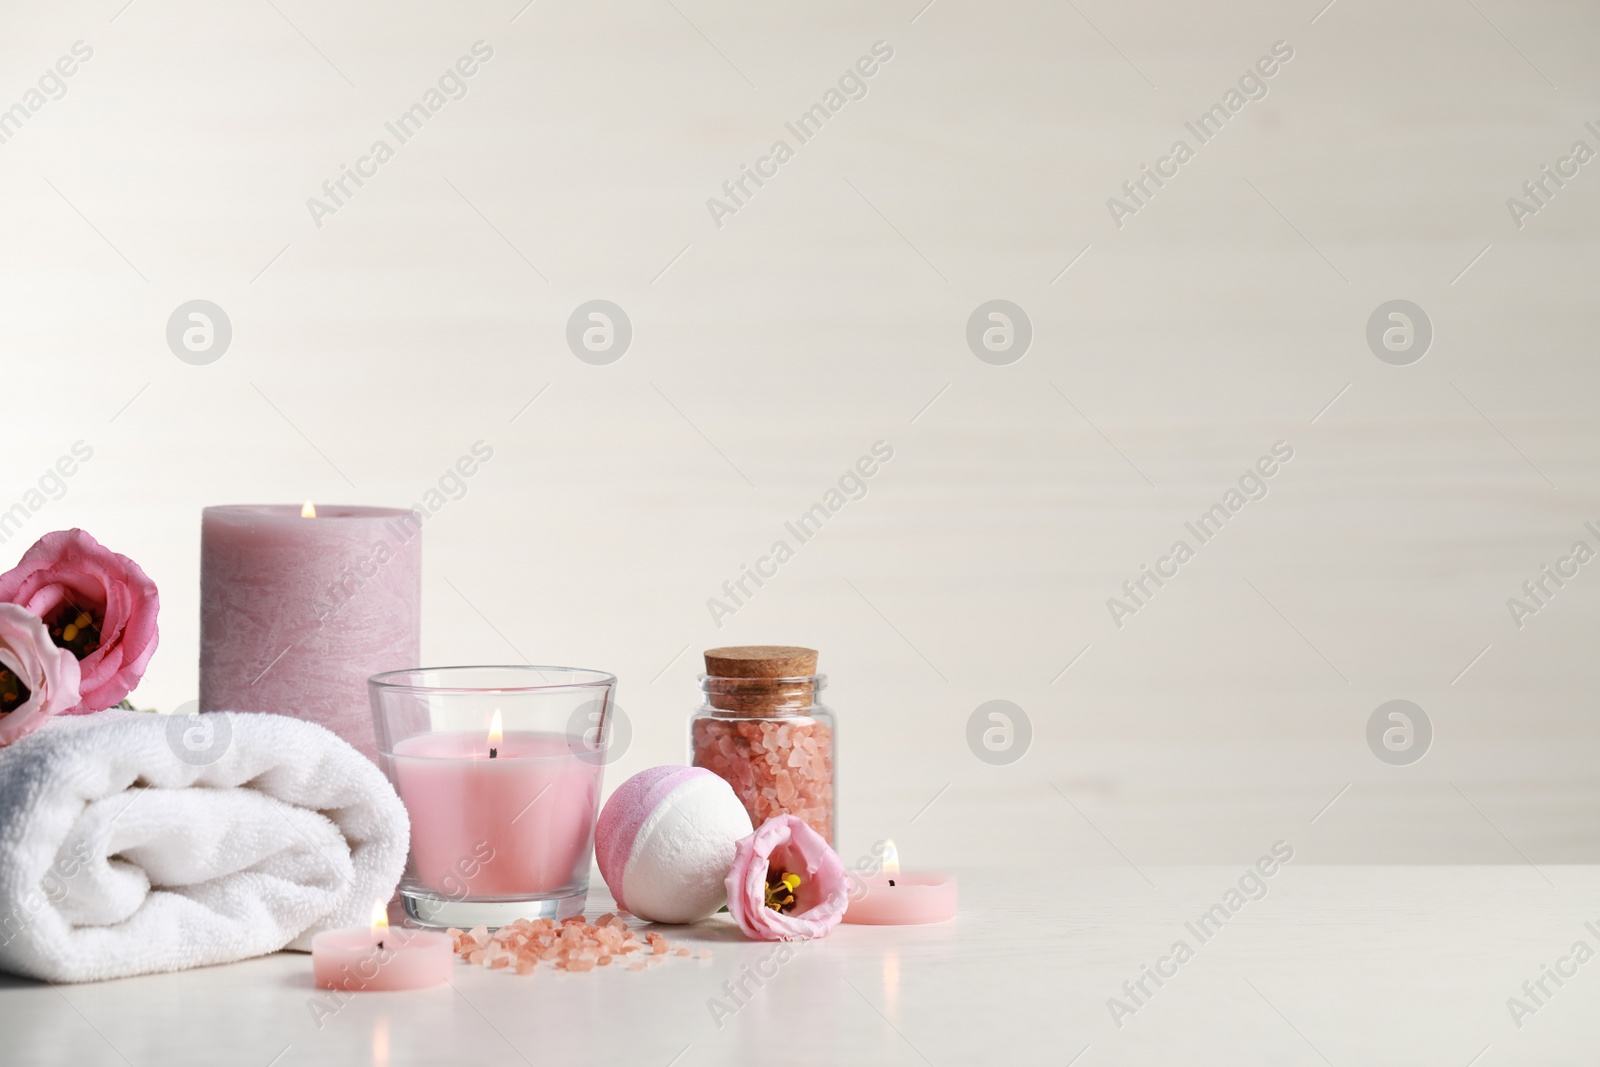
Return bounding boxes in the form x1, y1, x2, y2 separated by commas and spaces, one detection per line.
0, 710, 408, 983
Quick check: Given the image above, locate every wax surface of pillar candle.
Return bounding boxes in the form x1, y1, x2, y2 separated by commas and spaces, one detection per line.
200, 504, 421, 761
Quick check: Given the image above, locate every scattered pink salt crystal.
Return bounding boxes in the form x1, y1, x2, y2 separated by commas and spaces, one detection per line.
446, 915, 702, 976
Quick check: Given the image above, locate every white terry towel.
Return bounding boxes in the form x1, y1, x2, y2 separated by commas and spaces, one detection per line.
0, 710, 408, 983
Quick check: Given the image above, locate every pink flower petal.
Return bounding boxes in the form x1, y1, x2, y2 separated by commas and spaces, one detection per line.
0, 529, 159, 714
0, 604, 81, 745
725, 814, 848, 941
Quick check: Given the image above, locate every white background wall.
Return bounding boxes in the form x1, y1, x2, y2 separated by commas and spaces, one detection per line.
3, 0, 1597, 867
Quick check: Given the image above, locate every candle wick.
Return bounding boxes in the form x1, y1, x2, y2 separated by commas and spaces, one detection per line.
377, 939, 385, 950
489, 747, 498, 759
888, 879, 895, 887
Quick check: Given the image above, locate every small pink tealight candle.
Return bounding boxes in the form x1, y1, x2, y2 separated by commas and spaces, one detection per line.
842, 841, 957, 926
312, 903, 453, 991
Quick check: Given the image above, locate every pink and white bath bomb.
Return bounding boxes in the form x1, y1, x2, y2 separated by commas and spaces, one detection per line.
596, 766, 754, 924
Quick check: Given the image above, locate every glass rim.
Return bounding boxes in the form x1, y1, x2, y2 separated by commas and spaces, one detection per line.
369, 665, 617, 694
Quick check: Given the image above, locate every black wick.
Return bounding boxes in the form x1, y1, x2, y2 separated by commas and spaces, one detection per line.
888, 879, 896, 886
489, 747, 498, 759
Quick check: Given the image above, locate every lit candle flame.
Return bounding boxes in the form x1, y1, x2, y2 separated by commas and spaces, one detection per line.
488, 708, 503, 757
301, 500, 317, 519
881, 839, 900, 879
371, 899, 389, 935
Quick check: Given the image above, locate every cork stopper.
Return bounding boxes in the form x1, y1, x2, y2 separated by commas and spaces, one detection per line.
703, 646, 818, 678
702, 646, 819, 714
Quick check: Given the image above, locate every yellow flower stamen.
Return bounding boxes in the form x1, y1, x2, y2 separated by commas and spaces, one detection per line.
764, 871, 802, 912
0, 667, 27, 715
50, 608, 101, 659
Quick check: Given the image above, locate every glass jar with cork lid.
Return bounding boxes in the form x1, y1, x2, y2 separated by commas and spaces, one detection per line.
689, 645, 835, 845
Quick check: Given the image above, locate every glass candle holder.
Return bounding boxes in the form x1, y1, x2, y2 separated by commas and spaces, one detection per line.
369, 665, 617, 929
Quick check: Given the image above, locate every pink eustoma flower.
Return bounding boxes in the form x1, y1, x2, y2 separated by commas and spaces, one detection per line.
0, 603, 81, 745
725, 814, 848, 941
0, 529, 158, 714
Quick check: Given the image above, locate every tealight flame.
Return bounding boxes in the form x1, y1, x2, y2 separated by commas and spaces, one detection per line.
881, 839, 900, 879
370, 899, 389, 935
301, 500, 317, 519
488, 708, 503, 758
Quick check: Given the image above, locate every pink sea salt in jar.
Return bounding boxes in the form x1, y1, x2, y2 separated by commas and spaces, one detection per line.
689, 646, 836, 845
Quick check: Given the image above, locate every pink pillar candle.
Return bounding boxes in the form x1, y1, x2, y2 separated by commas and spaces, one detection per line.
312, 925, 453, 991
389, 732, 601, 898
200, 504, 421, 761
842, 873, 958, 925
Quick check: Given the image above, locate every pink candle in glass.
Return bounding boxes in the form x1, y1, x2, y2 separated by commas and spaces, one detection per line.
390, 727, 602, 898
200, 504, 421, 761
371, 666, 617, 926
312, 906, 452, 991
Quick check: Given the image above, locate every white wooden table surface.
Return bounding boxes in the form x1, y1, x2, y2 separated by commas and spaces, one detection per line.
2, 861, 1593, 1066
